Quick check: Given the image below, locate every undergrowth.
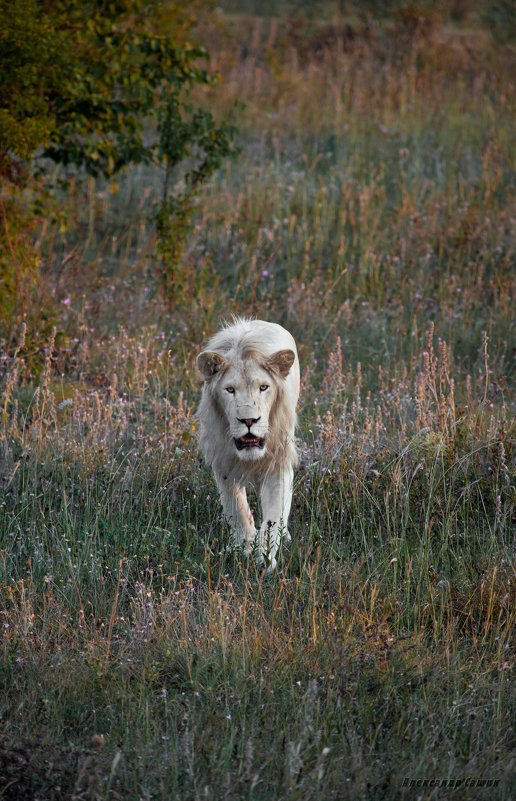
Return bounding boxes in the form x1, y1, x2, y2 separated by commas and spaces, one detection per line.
0, 10, 514, 801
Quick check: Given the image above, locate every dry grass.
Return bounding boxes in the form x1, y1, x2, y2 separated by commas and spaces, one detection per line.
0, 10, 515, 801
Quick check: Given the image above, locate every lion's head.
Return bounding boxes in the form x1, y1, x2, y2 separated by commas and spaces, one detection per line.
197, 347, 296, 463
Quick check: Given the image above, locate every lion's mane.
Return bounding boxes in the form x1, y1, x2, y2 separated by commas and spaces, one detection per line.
196, 318, 299, 484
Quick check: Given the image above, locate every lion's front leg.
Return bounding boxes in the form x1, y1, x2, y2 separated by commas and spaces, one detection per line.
214, 470, 257, 554
258, 465, 294, 571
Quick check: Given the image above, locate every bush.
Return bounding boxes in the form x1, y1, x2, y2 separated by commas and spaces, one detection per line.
0, 0, 237, 335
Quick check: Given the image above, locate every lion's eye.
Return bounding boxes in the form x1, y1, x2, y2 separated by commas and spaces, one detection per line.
225, 386, 235, 394
259, 384, 269, 392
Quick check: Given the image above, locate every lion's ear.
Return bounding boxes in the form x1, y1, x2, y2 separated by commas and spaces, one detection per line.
197, 351, 227, 380
267, 349, 295, 378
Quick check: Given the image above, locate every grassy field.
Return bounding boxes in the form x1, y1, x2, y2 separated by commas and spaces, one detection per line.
1, 10, 515, 801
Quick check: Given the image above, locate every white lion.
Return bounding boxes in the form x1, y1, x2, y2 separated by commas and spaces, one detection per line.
196, 318, 300, 571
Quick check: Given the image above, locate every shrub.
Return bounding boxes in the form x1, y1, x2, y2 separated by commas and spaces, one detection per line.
0, 0, 238, 335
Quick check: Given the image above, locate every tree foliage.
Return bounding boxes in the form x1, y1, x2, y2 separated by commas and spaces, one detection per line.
0, 0, 238, 329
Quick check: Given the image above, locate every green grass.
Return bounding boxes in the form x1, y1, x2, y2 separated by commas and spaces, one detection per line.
1, 13, 515, 801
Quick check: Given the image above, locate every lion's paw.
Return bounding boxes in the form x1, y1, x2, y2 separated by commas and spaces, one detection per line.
265, 556, 277, 574
258, 555, 277, 576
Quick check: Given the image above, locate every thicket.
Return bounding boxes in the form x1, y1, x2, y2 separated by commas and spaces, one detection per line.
0, 0, 237, 346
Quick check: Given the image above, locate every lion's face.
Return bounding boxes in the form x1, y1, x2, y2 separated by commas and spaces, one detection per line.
217, 358, 278, 461
197, 348, 295, 462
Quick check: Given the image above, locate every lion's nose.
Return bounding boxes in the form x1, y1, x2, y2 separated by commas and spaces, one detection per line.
238, 417, 261, 428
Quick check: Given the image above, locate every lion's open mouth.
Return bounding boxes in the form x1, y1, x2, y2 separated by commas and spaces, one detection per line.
234, 433, 265, 450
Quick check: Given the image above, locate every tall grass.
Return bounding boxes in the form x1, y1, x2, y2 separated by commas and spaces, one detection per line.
1, 12, 514, 801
